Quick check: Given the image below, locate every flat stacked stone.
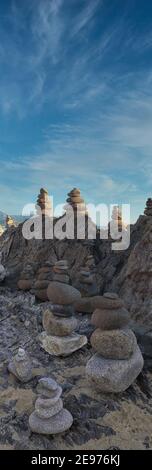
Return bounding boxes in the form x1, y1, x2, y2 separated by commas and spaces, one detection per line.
29, 377, 73, 434
74, 255, 99, 297
144, 198, 152, 216
40, 260, 87, 356
18, 264, 35, 291
8, 348, 33, 382
36, 188, 52, 217
32, 261, 54, 301
86, 293, 144, 393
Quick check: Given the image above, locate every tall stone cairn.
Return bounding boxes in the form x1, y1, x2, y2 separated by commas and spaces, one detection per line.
65, 187, 87, 216
29, 377, 73, 434
144, 198, 152, 216
86, 292, 144, 393
74, 255, 99, 297
40, 260, 87, 356
36, 188, 52, 216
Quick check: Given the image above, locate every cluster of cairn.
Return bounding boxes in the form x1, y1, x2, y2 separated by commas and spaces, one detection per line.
8, 348, 33, 382
86, 293, 144, 393
74, 255, 98, 297
32, 261, 54, 301
36, 188, 52, 217
40, 260, 87, 356
18, 264, 35, 291
29, 377, 73, 434
144, 198, 152, 216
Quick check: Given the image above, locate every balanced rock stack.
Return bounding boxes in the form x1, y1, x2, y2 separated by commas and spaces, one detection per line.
6, 215, 16, 229
0, 252, 6, 282
86, 293, 144, 393
74, 255, 98, 297
8, 347, 33, 382
111, 206, 125, 233
29, 377, 73, 434
32, 261, 54, 301
40, 260, 87, 356
18, 264, 35, 291
36, 188, 52, 217
144, 198, 152, 216
65, 188, 87, 216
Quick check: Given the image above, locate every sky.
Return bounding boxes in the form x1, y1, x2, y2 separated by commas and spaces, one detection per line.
0, 0, 152, 222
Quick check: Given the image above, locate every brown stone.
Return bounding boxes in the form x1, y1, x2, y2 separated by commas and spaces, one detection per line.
47, 282, 81, 305
18, 280, 33, 291
34, 289, 48, 301
75, 295, 124, 313
43, 310, 77, 336
90, 328, 137, 359
35, 280, 49, 289
91, 308, 130, 330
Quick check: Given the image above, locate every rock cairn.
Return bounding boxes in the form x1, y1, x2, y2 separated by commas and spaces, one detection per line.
40, 260, 87, 356
18, 264, 35, 291
8, 347, 33, 382
144, 198, 152, 216
74, 255, 99, 297
29, 377, 73, 435
32, 261, 54, 301
65, 188, 87, 216
6, 215, 16, 228
86, 292, 144, 393
36, 188, 52, 217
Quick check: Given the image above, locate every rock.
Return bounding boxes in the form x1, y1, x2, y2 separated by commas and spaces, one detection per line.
91, 307, 130, 330
35, 280, 49, 289
33, 289, 48, 301
35, 397, 63, 418
43, 310, 77, 336
53, 274, 69, 283
8, 347, 33, 382
103, 292, 119, 299
40, 331, 87, 356
86, 345, 144, 393
29, 408, 73, 434
90, 328, 137, 359
75, 295, 124, 313
37, 377, 58, 392
18, 280, 33, 291
47, 304, 74, 315
47, 282, 81, 305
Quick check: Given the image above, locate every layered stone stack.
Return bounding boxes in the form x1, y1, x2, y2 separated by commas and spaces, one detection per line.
144, 198, 152, 216
36, 188, 52, 217
86, 293, 144, 393
74, 255, 98, 297
29, 377, 73, 434
18, 264, 35, 291
111, 206, 124, 232
6, 215, 16, 229
8, 347, 33, 382
65, 188, 87, 216
40, 260, 87, 356
32, 261, 54, 301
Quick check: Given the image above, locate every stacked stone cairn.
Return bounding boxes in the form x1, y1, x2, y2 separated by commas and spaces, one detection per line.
74, 255, 99, 297
111, 206, 124, 233
65, 187, 87, 216
18, 264, 35, 291
144, 198, 152, 216
29, 377, 73, 434
40, 260, 87, 356
36, 188, 52, 217
6, 215, 16, 229
8, 347, 33, 382
86, 293, 144, 393
32, 261, 54, 301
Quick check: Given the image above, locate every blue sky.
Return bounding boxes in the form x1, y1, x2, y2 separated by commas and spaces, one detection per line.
0, 0, 152, 221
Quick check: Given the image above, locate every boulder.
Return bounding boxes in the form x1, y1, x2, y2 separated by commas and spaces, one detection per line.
40, 331, 87, 356
91, 307, 130, 330
90, 328, 137, 359
18, 279, 33, 291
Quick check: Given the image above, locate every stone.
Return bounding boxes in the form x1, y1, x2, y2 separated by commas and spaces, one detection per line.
37, 384, 62, 401
18, 279, 33, 291
47, 282, 81, 305
35, 397, 63, 418
103, 292, 119, 299
75, 295, 124, 313
91, 307, 130, 330
29, 408, 73, 434
86, 345, 144, 393
33, 289, 48, 301
90, 328, 137, 359
0, 253, 6, 282
53, 274, 69, 283
40, 331, 87, 356
43, 310, 77, 336
35, 280, 49, 289
37, 377, 58, 392
47, 303, 74, 316
8, 348, 33, 382
36, 188, 52, 216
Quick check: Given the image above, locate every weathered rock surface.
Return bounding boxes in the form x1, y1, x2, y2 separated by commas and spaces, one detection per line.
86, 345, 144, 393
91, 308, 130, 330
40, 331, 87, 356
47, 282, 81, 305
90, 328, 137, 359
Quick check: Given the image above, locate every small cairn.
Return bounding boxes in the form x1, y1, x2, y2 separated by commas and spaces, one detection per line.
65, 188, 87, 215
18, 264, 35, 291
74, 255, 99, 297
6, 215, 16, 229
86, 293, 144, 393
29, 377, 73, 434
36, 188, 52, 217
32, 261, 54, 301
8, 347, 33, 382
40, 260, 87, 356
144, 198, 152, 216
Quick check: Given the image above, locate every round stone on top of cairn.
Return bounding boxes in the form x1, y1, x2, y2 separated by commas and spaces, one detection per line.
36, 188, 52, 217
144, 198, 152, 216
29, 377, 73, 435
40, 260, 87, 356
8, 347, 33, 383
86, 292, 144, 393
